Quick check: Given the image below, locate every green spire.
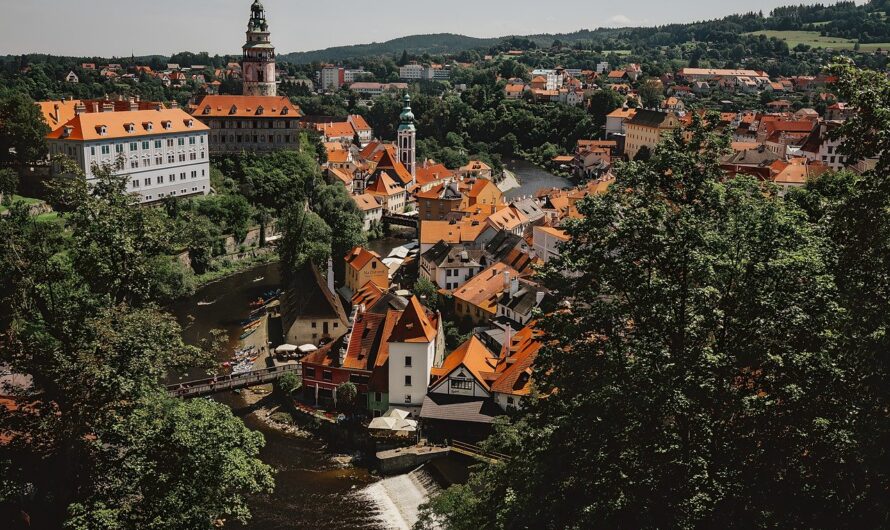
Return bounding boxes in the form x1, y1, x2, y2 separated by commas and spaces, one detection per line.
399, 93, 415, 132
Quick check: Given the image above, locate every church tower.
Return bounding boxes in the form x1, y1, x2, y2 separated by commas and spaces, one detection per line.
397, 94, 416, 183
242, 0, 277, 96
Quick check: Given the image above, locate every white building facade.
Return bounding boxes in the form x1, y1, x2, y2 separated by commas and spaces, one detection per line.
47, 108, 211, 204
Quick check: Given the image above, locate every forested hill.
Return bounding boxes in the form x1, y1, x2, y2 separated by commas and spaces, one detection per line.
279, 34, 500, 64
280, 0, 890, 63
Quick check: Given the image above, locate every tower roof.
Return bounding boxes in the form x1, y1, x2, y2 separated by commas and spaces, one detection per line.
389, 296, 437, 343
398, 93, 415, 132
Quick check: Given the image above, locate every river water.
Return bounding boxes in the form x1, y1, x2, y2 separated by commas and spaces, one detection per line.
169, 253, 447, 529
504, 159, 574, 200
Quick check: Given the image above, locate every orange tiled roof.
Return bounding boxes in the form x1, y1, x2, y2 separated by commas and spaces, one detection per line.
352, 193, 381, 212
366, 171, 403, 197
431, 336, 498, 389
420, 220, 488, 246
348, 114, 372, 131
194, 95, 302, 118
47, 108, 207, 141
345, 246, 383, 272
389, 296, 437, 343
452, 262, 519, 313
317, 121, 356, 138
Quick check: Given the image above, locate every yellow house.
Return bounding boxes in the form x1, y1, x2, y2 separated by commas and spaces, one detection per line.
623, 110, 680, 161
344, 246, 389, 294
465, 177, 503, 208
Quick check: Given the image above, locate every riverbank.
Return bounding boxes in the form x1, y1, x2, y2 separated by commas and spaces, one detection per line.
193, 250, 278, 290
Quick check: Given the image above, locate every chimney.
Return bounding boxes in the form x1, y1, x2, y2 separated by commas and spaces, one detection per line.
129, 97, 138, 112
536, 290, 546, 305
53, 104, 60, 123
92, 102, 99, 113
154, 102, 164, 111
327, 257, 335, 295
74, 102, 86, 115
102, 102, 114, 113
502, 271, 510, 288
171, 100, 179, 109
510, 277, 519, 297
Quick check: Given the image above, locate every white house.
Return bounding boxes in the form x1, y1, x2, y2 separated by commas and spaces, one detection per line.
386, 297, 443, 413
46, 107, 211, 204
533, 226, 570, 264
65, 71, 79, 83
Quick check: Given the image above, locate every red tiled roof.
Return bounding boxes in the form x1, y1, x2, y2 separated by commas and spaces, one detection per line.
389, 296, 437, 343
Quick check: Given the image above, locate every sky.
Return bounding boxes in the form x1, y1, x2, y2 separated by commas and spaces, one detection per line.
0, 0, 841, 57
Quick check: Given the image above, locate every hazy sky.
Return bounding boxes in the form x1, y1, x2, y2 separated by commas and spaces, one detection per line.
1, 0, 837, 57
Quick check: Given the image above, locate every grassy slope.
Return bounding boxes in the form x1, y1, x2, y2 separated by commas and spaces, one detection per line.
746, 30, 890, 50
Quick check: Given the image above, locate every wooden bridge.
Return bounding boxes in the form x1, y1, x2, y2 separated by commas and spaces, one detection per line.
450, 439, 510, 464
383, 213, 418, 229
168, 364, 302, 399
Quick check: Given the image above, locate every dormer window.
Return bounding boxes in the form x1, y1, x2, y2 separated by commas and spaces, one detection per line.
144, 122, 153, 132
162, 121, 172, 130
185, 119, 194, 128
229, 105, 238, 115
125, 123, 135, 133
96, 125, 108, 136
256, 106, 264, 115
203, 106, 211, 115
282, 107, 289, 115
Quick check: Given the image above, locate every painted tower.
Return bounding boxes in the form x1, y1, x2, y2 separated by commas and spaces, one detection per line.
242, 0, 277, 96
397, 94, 416, 183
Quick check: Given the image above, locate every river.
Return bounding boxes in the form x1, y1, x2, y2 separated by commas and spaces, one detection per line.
170, 250, 447, 529
504, 159, 574, 200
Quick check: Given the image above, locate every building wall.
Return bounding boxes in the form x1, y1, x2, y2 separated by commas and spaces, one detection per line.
418, 197, 463, 222
387, 340, 436, 410
430, 369, 490, 398
454, 298, 494, 325
361, 207, 383, 231
346, 259, 389, 293
48, 130, 210, 204
285, 318, 347, 348
367, 391, 389, 417
493, 392, 524, 411
204, 117, 301, 154
438, 266, 480, 291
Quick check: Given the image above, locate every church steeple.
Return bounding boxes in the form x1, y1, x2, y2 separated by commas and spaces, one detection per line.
242, 0, 276, 96
397, 94, 416, 182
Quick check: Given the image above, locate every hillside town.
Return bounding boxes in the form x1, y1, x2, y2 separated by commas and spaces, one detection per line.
5, 0, 890, 529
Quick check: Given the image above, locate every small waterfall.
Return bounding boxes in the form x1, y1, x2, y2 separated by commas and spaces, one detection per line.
357, 466, 442, 530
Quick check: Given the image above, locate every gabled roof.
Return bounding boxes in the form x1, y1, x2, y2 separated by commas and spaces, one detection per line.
281, 262, 348, 334
487, 206, 527, 232
348, 114, 372, 131
352, 280, 385, 308
372, 148, 413, 185
345, 246, 383, 272
431, 336, 498, 390
415, 162, 455, 186
420, 220, 489, 246
490, 323, 543, 396
452, 262, 519, 312
625, 109, 677, 129
389, 296, 437, 343
352, 193, 382, 212
193, 95, 301, 118
366, 171, 404, 197
317, 121, 356, 138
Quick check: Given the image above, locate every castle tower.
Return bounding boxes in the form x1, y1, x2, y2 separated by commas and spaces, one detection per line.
242, 0, 277, 96
397, 94, 416, 182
